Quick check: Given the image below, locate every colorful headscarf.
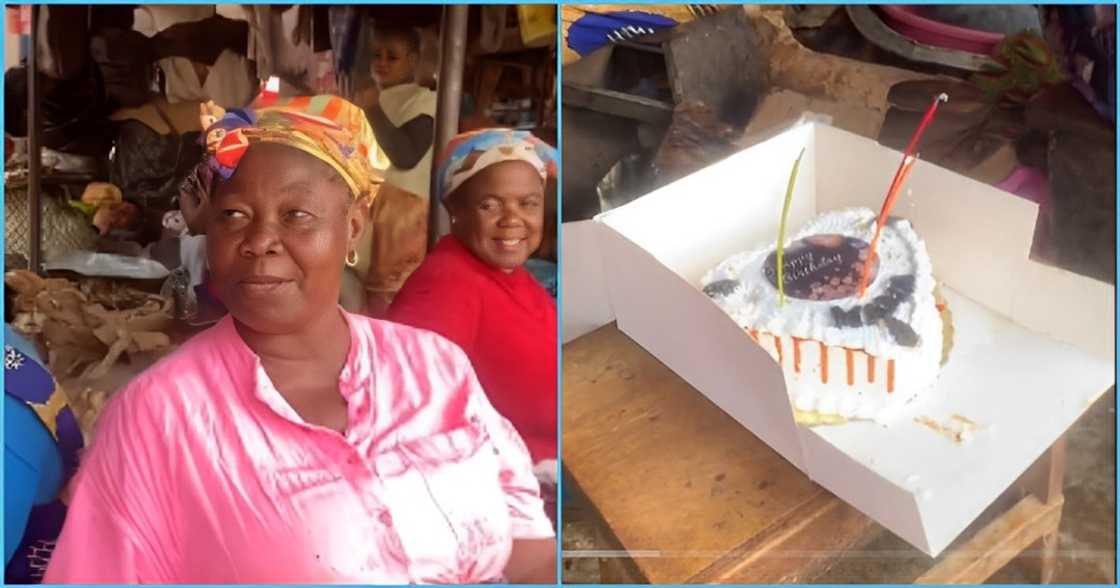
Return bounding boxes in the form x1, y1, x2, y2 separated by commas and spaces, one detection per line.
434, 129, 557, 203
199, 95, 381, 201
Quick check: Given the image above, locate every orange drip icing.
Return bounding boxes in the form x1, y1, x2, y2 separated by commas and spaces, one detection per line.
792, 337, 803, 373
774, 336, 784, 366
845, 349, 855, 386
887, 359, 896, 393
819, 342, 829, 384
867, 355, 876, 384
747, 329, 759, 343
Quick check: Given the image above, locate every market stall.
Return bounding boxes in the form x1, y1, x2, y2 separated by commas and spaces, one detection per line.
7, 4, 557, 275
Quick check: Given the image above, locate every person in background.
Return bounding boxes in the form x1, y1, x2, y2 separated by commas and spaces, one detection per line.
388, 129, 559, 523
354, 26, 437, 316
44, 97, 555, 584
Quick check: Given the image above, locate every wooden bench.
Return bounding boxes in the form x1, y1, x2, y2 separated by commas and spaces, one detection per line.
563, 324, 1067, 584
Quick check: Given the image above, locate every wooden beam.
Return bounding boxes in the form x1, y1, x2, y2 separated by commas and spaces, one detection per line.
915, 495, 1064, 584
1036, 435, 1067, 504
1020, 436, 1068, 583
689, 490, 877, 584
562, 83, 673, 124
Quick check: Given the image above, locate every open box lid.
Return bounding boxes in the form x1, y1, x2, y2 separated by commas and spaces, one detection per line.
567, 122, 1115, 555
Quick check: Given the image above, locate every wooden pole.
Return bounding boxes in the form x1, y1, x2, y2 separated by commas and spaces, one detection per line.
429, 4, 468, 249
28, 4, 42, 274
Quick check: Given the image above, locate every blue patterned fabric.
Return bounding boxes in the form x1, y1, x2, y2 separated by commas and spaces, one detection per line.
4, 328, 84, 583
566, 11, 678, 57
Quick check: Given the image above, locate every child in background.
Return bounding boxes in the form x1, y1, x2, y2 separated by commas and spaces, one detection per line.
355, 26, 438, 316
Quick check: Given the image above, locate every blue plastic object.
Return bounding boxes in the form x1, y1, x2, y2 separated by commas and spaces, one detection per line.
525, 259, 558, 299
566, 11, 678, 57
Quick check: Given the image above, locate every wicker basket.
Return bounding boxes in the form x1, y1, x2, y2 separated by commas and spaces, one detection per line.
5, 182, 97, 270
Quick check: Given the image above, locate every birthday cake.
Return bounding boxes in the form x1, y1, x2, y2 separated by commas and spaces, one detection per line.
701, 208, 948, 423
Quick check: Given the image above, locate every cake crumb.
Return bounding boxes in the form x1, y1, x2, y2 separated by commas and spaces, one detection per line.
793, 408, 873, 427
794, 409, 849, 427
914, 415, 978, 444
950, 414, 976, 427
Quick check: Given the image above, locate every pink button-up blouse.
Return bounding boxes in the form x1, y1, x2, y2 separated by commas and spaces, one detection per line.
43, 311, 554, 583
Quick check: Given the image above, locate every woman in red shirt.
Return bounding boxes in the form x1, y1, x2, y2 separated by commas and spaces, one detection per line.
389, 129, 557, 519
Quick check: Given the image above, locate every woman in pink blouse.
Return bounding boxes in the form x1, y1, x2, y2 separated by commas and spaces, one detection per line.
43, 96, 555, 584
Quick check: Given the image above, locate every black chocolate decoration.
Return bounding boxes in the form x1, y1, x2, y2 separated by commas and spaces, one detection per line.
830, 305, 863, 328
881, 317, 921, 347
828, 272, 923, 348
703, 279, 740, 298
888, 275, 916, 299
861, 297, 893, 322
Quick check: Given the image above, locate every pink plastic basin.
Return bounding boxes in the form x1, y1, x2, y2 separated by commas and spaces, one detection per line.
996, 165, 1051, 207
878, 6, 1005, 56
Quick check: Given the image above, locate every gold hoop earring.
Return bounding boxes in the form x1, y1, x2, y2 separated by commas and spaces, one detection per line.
346, 250, 359, 267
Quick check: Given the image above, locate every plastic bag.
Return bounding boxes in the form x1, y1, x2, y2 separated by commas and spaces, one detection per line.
160, 265, 198, 321
43, 251, 170, 280
109, 119, 203, 209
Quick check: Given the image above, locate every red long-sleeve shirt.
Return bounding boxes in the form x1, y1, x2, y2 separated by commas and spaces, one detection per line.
389, 236, 557, 463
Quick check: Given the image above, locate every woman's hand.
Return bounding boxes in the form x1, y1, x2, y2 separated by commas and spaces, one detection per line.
504, 538, 557, 584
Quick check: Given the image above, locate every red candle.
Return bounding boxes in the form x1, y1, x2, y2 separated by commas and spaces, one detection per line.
857, 93, 948, 299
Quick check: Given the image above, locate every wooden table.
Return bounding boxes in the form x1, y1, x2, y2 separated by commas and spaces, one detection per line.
563, 324, 1067, 584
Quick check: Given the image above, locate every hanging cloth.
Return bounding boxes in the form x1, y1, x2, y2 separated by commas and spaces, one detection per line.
159, 51, 256, 108
329, 6, 362, 97
480, 6, 507, 53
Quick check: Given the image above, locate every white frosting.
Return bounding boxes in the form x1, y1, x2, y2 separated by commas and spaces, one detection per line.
702, 208, 943, 422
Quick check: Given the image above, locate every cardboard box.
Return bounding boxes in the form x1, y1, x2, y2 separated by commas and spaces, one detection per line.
561, 220, 615, 344
563, 122, 1115, 556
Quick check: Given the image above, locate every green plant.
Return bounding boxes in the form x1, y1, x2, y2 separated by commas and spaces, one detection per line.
972, 32, 1067, 107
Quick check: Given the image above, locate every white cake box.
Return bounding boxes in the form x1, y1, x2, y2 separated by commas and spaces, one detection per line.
562, 122, 1115, 556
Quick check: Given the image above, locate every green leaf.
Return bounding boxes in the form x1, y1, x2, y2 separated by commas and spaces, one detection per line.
776, 147, 806, 307
66, 199, 96, 217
